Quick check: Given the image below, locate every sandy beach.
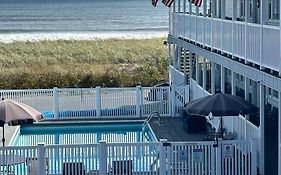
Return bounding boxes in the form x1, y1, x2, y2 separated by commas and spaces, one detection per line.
0, 31, 168, 43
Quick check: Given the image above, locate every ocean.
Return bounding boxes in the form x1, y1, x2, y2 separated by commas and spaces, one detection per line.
0, 0, 169, 41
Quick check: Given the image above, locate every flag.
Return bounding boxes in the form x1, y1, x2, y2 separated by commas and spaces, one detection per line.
152, 0, 158, 7
162, 0, 174, 7
194, 0, 202, 7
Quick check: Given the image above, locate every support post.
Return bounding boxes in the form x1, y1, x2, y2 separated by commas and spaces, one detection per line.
216, 139, 222, 175
220, 66, 225, 93
38, 143, 46, 175
251, 138, 258, 175
96, 86, 101, 117
136, 86, 141, 117
259, 84, 265, 174
159, 139, 168, 175
231, 71, 235, 95
171, 85, 176, 117
196, 55, 200, 83
203, 58, 207, 90
211, 62, 215, 94
99, 140, 107, 175
278, 92, 281, 175
53, 87, 59, 119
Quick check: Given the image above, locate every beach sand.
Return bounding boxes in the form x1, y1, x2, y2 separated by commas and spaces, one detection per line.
0, 31, 168, 43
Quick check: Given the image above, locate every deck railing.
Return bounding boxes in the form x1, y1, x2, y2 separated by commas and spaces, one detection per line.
0, 139, 257, 175
171, 13, 280, 72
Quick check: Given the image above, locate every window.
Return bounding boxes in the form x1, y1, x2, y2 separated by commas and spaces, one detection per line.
269, 0, 280, 20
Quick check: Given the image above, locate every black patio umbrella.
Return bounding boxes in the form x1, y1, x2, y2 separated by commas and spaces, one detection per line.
185, 93, 259, 138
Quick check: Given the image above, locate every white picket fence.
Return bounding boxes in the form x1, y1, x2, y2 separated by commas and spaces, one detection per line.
0, 139, 257, 175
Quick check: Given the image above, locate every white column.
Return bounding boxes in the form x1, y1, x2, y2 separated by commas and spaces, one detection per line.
279, 91, 281, 175
211, 62, 216, 94
220, 66, 225, 93
203, 0, 207, 44
260, 0, 268, 70
171, 85, 176, 117
231, 71, 235, 95
53, 87, 59, 119
96, 86, 101, 117
211, 0, 215, 50
196, 55, 200, 83
183, 49, 187, 75
278, 92, 281, 175
251, 138, 258, 175
245, 77, 250, 101
203, 58, 207, 90
136, 86, 141, 117
232, 0, 237, 59
99, 141, 107, 175
189, 51, 193, 81
159, 139, 168, 175
37, 143, 46, 175
259, 84, 265, 174
216, 139, 222, 175
220, 0, 225, 51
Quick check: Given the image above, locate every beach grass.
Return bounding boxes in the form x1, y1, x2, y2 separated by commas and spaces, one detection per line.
0, 38, 168, 89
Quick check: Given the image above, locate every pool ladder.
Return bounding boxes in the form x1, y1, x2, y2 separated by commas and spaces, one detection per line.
143, 111, 161, 129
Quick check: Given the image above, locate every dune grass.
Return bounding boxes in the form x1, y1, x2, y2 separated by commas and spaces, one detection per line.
0, 38, 168, 89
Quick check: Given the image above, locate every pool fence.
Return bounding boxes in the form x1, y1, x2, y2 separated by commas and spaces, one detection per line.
0, 139, 257, 175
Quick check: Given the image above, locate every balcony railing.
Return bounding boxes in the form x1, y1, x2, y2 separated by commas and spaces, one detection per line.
171, 13, 280, 72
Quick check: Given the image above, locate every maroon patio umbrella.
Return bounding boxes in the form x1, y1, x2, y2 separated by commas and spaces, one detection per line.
0, 98, 42, 146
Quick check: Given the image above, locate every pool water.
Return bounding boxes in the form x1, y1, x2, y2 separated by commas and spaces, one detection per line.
12, 122, 156, 146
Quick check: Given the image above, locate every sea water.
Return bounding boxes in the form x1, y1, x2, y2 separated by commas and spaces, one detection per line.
0, 0, 169, 41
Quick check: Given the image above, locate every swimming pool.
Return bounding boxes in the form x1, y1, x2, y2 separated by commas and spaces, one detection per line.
11, 121, 157, 146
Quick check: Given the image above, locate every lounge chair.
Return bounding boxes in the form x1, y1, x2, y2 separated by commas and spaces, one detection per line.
62, 162, 86, 175
111, 160, 132, 175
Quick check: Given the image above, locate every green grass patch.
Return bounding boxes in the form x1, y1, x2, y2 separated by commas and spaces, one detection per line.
0, 38, 168, 89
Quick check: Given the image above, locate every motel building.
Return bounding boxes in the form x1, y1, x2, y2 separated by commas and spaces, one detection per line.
1, 0, 281, 175
167, 0, 281, 174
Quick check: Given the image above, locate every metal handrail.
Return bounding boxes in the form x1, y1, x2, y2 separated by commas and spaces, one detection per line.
143, 111, 160, 128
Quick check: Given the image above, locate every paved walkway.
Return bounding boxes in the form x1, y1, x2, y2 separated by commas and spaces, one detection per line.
149, 117, 211, 141
0, 125, 19, 147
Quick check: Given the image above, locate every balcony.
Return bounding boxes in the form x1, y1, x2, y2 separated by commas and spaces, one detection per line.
170, 13, 280, 72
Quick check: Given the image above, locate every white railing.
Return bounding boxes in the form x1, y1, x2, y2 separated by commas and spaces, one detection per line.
171, 13, 281, 72
0, 139, 257, 175
0, 86, 175, 119
190, 79, 210, 100
232, 115, 259, 140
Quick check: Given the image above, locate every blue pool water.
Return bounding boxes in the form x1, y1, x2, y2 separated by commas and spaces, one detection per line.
12, 122, 156, 146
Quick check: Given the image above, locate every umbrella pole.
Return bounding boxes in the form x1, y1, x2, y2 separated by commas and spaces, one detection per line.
220, 116, 223, 139
2, 126, 5, 147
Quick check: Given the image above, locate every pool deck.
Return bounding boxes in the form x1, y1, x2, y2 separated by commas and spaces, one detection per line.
0, 125, 19, 147
0, 116, 212, 147
149, 117, 211, 142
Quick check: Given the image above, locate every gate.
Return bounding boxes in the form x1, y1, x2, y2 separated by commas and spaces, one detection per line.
162, 139, 257, 175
